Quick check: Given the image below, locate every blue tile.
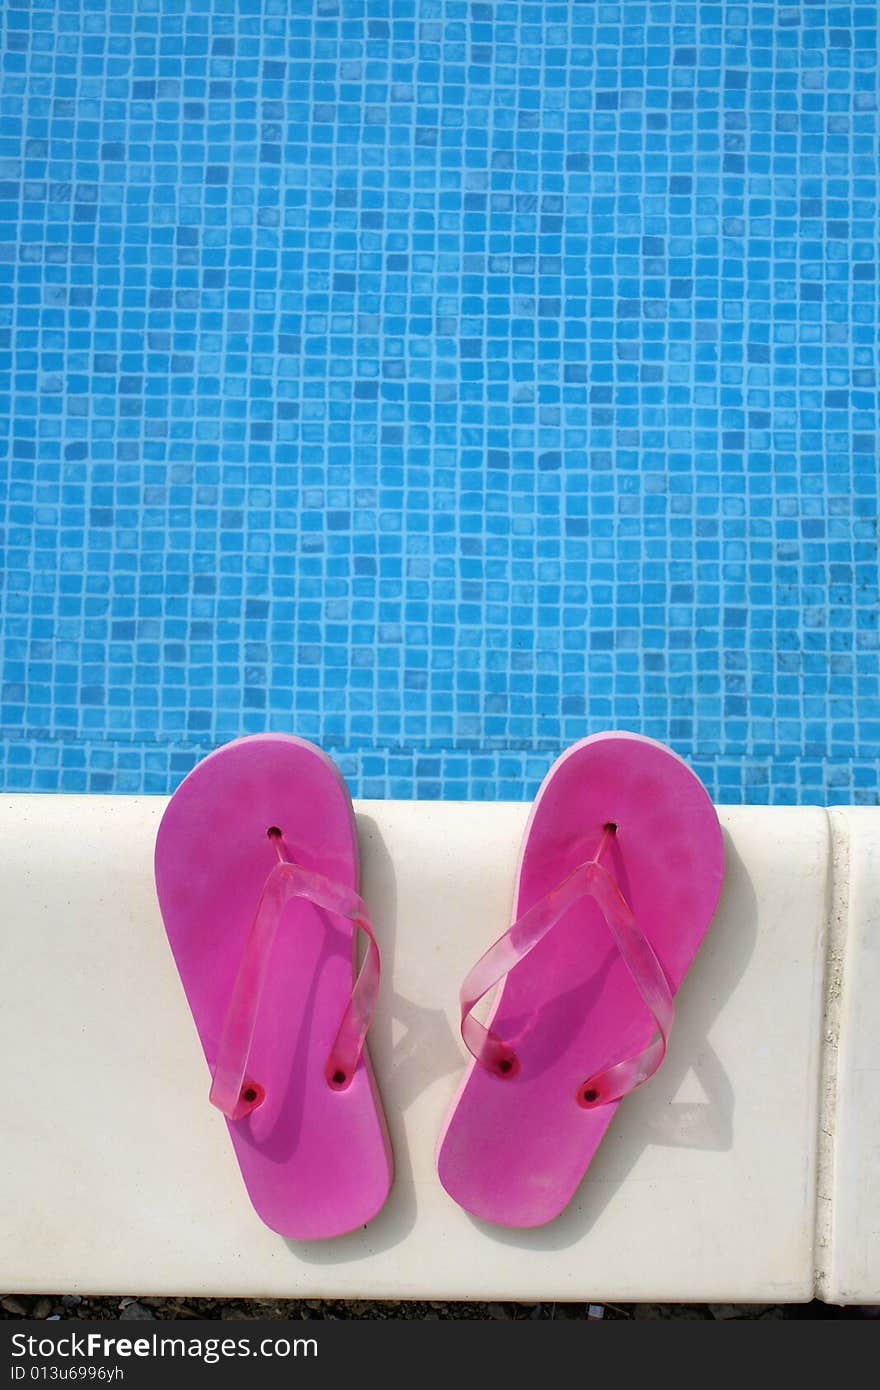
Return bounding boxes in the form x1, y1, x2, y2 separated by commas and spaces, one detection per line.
0, 1, 878, 806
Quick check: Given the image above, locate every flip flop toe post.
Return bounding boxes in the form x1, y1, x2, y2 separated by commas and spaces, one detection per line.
155, 734, 392, 1239
437, 731, 724, 1228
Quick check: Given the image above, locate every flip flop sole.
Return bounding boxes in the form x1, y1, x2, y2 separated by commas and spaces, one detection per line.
155, 734, 392, 1239
437, 731, 724, 1228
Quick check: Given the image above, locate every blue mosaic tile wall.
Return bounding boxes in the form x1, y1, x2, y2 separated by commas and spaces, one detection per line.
1, 1, 878, 804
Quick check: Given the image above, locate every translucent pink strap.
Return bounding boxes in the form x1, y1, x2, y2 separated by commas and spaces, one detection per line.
460, 830, 674, 1109
209, 835, 380, 1121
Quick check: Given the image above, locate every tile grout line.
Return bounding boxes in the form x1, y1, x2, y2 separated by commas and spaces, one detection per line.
813, 809, 849, 1301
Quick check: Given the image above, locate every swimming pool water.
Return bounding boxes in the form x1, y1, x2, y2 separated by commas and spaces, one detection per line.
1, 2, 878, 803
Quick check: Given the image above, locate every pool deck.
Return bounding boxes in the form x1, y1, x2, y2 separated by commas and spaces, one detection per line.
0, 796, 877, 1304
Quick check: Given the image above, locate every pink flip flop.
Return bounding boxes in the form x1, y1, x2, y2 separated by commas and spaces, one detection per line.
437, 731, 724, 1228
154, 734, 392, 1239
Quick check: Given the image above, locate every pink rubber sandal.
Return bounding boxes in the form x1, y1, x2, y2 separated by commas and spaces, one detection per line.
437, 731, 724, 1228
155, 734, 392, 1239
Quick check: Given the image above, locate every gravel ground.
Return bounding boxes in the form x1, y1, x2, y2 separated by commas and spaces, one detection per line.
0, 1295, 866, 1320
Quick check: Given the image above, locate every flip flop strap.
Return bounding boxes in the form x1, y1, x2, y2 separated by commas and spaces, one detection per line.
460, 855, 674, 1108
209, 854, 380, 1121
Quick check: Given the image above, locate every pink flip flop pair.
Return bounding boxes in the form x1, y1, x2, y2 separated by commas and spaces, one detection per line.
155, 731, 724, 1237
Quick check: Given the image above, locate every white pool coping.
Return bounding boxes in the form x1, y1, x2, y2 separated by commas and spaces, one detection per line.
0, 796, 877, 1305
